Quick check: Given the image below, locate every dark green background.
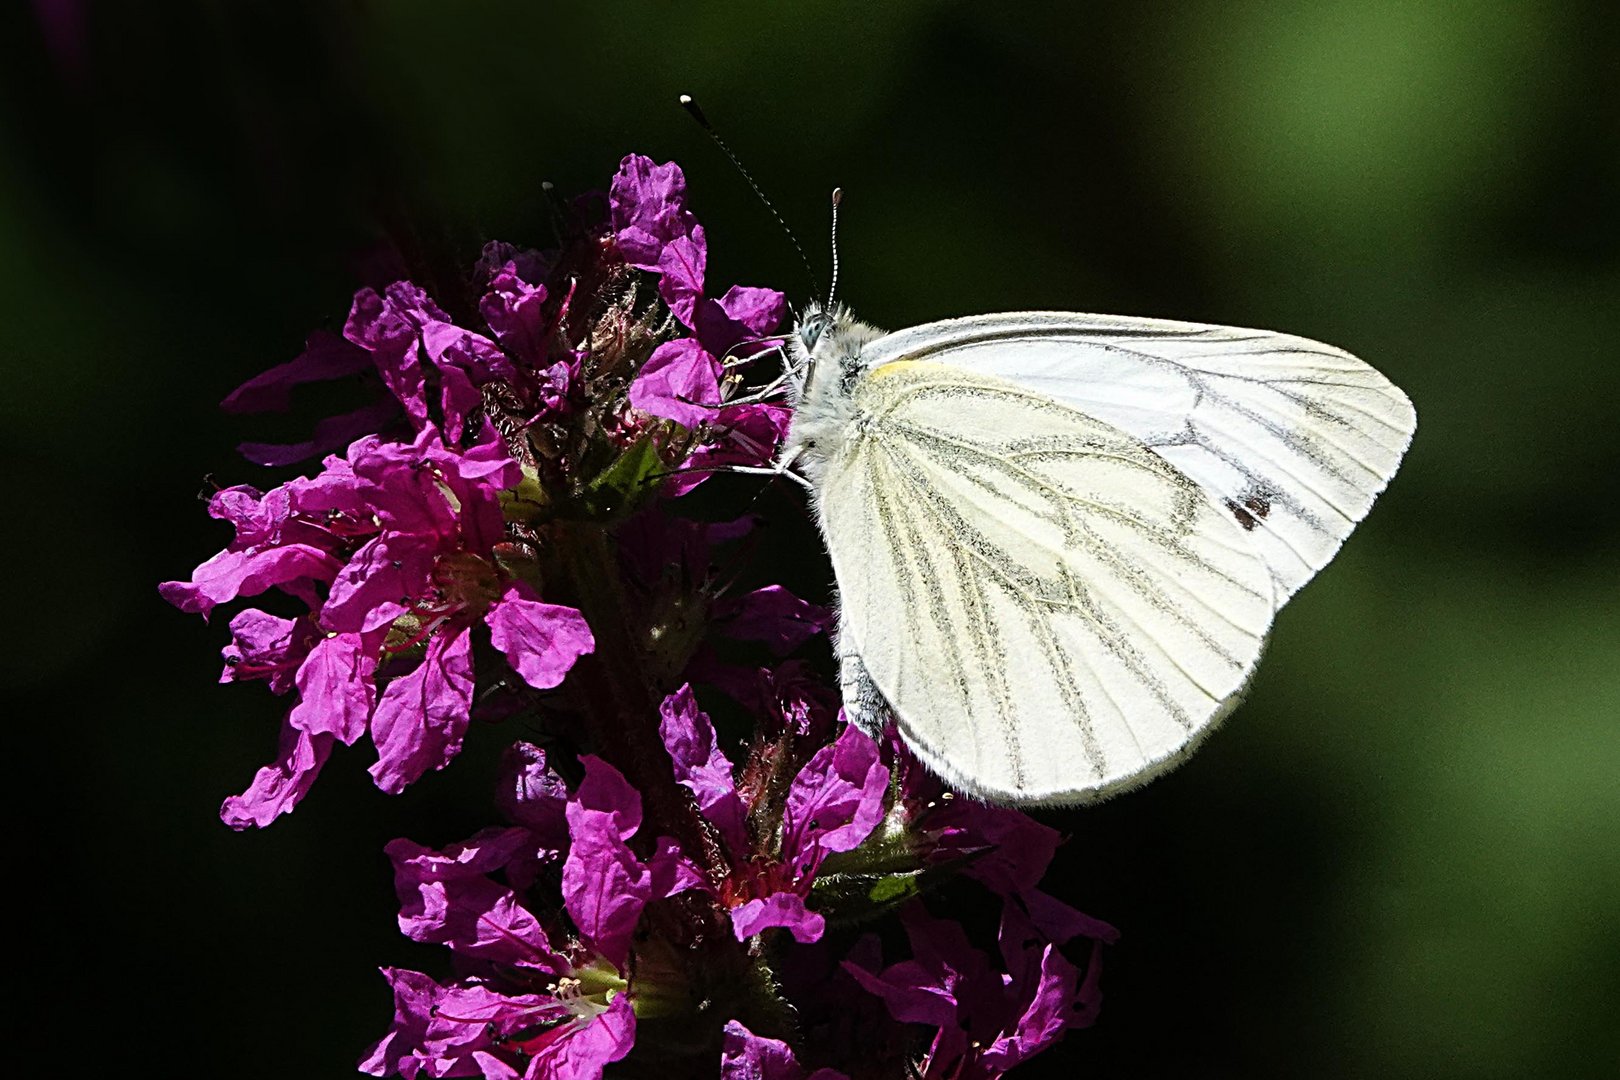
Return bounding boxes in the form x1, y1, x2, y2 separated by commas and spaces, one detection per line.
6, 2, 1616, 1077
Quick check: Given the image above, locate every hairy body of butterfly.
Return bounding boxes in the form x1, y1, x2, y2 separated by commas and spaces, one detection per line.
780, 302, 1415, 805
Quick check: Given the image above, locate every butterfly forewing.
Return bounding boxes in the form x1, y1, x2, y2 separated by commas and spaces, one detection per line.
820, 361, 1275, 803
859, 314, 1417, 605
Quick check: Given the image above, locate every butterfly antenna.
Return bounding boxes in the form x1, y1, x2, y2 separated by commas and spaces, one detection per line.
679, 94, 822, 302
827, 187, 843, 310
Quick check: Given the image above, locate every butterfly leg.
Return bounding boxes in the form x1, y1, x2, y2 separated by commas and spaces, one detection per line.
724, 463, 814, 491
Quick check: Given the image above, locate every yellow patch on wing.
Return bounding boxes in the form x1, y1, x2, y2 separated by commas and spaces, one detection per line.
861, 359, 958, 383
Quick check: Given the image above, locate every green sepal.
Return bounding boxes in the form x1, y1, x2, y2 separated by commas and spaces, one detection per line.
578, 433, 665, 520
811, 851, 984, 929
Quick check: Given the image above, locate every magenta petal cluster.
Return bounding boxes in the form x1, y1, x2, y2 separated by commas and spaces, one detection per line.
562, 755, 701, 967
165, 341, 592, 827
343, 281, 516, 438
658, 685, 887, 943
846, 899, 1113, 1080
363, 749, 700, 1080
158, 482, 347, 619
362, 969, 635, 1080
610, 154, 789, 491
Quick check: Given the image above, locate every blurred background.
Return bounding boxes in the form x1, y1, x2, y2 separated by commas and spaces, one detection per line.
4, 1, 1616, 1076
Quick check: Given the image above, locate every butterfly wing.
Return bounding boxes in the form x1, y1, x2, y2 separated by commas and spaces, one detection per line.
818, 361, 1275, 803
858, 313, 1416, 605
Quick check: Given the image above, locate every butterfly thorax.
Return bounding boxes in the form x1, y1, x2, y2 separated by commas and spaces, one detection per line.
781, 303, 886, 483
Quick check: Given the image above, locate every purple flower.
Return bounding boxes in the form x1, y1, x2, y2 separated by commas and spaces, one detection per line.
166, 422, 593, 824
712, 585, 833, 657
721, 1021, 849, 1080
563, 756, 701, 967
844, 900, 1114, 1080
218, 609, 314, 695
658, 684, 750, 853
287, 629, 378, 745
666, 403, 792, 497
387, 826, 567, 970
219, 721, 334, 830
158, 483, 348, 619
477, 248, 575, 413
344, 282, 516, 439
365, 753, 702, 1079
221, 329, 373, 415
174, 153, 1128, 1079
656, 686, 888, 943
628, 337, 723, 427
609, 156, 697, 270
360, 968, 635, 1080
212, 611, 378, 828
885, 732, 1120, 944
368, 630, 478, 795
610, 154, 788, 490
321, 423, 592, 795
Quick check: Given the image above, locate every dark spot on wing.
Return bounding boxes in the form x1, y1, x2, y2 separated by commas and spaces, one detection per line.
1243, 493, 1271, 519
1226, 498, 1260, 531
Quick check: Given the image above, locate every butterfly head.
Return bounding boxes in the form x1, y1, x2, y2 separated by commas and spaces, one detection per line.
780, 301, 888, 480
792, 300, 839, 357
788, 301, 880, 383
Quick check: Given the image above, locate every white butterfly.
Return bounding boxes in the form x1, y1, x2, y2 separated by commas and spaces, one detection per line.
775, 303, 1415, 805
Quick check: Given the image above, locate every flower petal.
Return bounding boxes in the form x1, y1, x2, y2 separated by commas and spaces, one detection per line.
657, 684, 748, 853
160, 544, 342, 619
359, 968, 557, 1079
668, 404, 791, 497
479, 257, 551, 366
656, 230, 707, 326
219, 720, 333, 830
609, 155, 697, 269
730, 893, 826, 945
978, 943, 1079, 1074
561, 757, 650, 967
485, 580, 594, 691
386, 830, 563, 968
783, 725, 889, 857
647, 835, 706, 898
721, 1021, 848, 1080
221, 329, 371, 414
345, 285, 430, 427
628, 338, 721, 427
219, 609, 306, 694
716, 285, 788, 337
288, 631, 377, 745
533, 993, 636, 1080
321, 533, 428, 635
368, 628, 475, 794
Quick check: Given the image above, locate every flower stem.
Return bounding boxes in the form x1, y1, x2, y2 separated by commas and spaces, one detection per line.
550, 520, 732, 894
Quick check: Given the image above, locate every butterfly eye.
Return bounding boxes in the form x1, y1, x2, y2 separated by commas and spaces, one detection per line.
800, 313, 829, 351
